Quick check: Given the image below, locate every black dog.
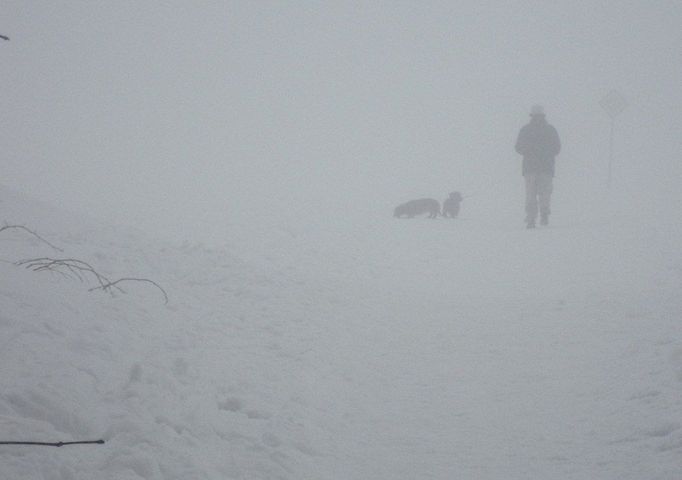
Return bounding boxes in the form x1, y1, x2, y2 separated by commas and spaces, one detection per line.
442, 192, 463, 218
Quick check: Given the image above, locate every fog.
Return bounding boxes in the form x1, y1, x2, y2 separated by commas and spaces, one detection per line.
3, 3, 682, 478
3, 1, 681, 245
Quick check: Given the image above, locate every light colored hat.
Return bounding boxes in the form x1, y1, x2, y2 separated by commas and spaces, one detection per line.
530, 105, 545, 116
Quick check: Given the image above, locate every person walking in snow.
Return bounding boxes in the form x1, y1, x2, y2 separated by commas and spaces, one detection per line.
515, 105, 561, 228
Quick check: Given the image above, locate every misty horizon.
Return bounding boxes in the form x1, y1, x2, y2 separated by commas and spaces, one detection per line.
2, 1, 681, 244
1, 3, 681, 479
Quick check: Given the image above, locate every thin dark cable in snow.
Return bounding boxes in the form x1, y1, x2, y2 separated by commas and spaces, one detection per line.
0, 439, 104, 447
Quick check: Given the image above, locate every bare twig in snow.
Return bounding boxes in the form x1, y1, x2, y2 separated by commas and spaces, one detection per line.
16, 258, 113, 290
89, 277, 169, 305
16, 257, 168, 304
0, 224, 63, 252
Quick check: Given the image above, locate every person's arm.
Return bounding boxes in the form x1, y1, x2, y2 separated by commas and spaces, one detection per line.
515, 127, 527, 155
551, 127, 561, 156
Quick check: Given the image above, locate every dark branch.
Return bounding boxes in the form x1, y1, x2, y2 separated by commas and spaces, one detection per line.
16, 258, 112, 290
0, 439, 104, 447
0, 224, 63, 252
90, 277, 169, 305
17, 257, 167, 304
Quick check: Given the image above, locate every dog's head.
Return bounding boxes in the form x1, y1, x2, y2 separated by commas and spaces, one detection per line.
393, 204, 404, 217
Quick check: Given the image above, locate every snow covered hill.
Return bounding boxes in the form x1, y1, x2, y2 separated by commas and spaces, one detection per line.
1, 184, 681, 479
0, 185, 342, 479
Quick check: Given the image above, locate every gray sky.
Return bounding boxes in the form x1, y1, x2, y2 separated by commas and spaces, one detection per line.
2, 1, 681, 241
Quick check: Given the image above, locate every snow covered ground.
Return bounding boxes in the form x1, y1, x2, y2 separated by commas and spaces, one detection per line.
1, 183, 681, 479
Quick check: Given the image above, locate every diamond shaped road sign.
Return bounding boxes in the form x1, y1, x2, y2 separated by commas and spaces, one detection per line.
600, 90, 628, 119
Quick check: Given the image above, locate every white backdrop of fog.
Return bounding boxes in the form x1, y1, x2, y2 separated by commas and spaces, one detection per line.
2, 1, 681, 245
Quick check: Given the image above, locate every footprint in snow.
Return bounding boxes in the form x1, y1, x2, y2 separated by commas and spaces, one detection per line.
643, 423, 680, 438
262, 432, 282, 448
628, 389, 661, 402
218, 397, 243, 413
218, 397, 271, 420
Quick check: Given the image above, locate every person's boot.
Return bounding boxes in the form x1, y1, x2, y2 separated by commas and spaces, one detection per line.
540, 213, 549, 226
526, 220, 536, 229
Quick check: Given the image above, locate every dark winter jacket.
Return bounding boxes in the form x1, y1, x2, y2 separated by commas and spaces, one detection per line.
515, 116, 561, 176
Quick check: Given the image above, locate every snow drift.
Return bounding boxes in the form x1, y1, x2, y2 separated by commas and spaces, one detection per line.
1, 183, 681, 479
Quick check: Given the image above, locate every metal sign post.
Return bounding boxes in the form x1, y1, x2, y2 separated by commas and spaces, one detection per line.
599, 90, 628, 188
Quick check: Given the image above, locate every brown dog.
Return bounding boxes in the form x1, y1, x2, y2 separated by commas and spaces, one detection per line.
394, 198, 440, 218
